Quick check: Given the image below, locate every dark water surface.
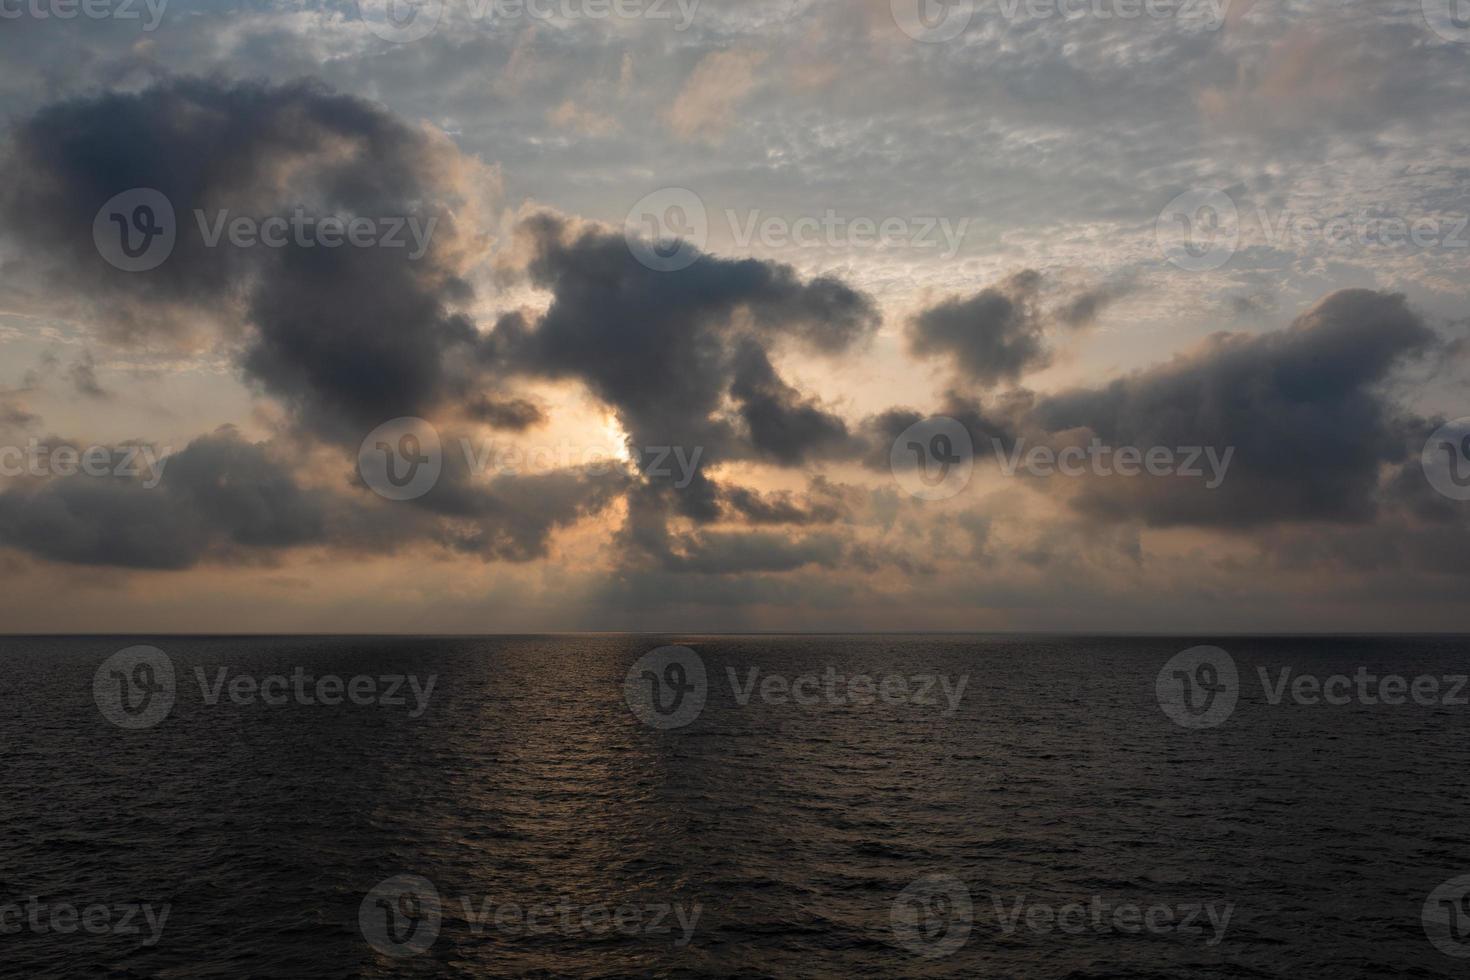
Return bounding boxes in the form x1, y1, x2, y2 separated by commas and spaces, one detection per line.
3, 634, 1469, 977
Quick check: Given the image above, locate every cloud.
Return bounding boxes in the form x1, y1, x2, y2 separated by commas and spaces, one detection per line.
0, 36, 1461, 631
1197, 26, 1393, 134
464, 396, 546, 432
721, 481, 847, 526
0, 79, 896, 577
0, 395, 37, 432
0, 428, 327, 570
492, 211, 882, 539
860, 391, 1018, 474
1, 76, 497, 442
0, 424, 633, 570
661, 529, 846, 575
67, 350, 110, 399
908, 271, 1049, 388
1054, 279, 1137, 329
667, 49, 767, 144
729, 341, 853, 465
498, 212, 878, 473
1028, 289, 1438, 528
549, 99, 618, 136
424, 461, 632, 562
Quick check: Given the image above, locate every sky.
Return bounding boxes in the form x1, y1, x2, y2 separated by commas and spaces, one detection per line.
0, 0, 1466, 633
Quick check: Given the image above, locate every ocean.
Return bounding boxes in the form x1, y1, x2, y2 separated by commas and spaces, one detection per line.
4, 634, 1469, 977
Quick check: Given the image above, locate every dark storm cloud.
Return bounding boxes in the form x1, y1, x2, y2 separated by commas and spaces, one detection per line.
0, 425, 628, 570
860, 391, 1017, 473
0, 77, 641, 566
162, 428, 329, 549
729, 341, 852, 465
0, 79, 904, 575
500, 213, 879, 470
721, 483, 846, 526
1382, 439, 1466, 527
427, 463, 632, 562
483, 211, 914, 576
908, 271, 1047, 387
661, 530, 847, 576
386, 427, 627, 534
0, 475, 209, 571
615, 478, 848, 574
1028, 289, 1437, 528
0, 76, 486, 441
492, 212, 880, 538
909, 272, 1138, 385
241, 242, 482, 442
0, 428, 327, 569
